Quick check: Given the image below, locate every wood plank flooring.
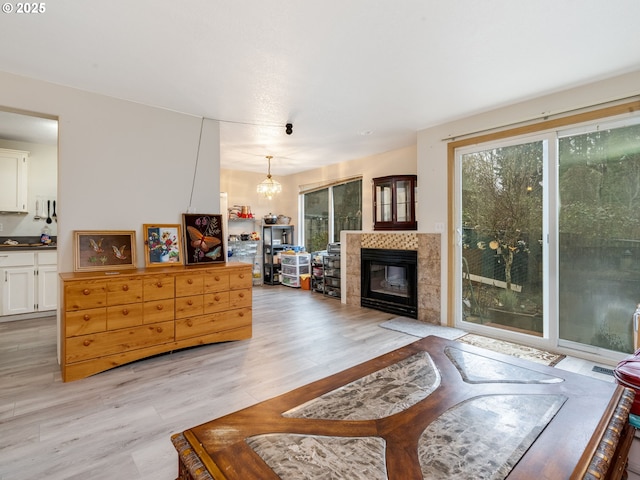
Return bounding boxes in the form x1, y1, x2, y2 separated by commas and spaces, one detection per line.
0, 285, 615, 480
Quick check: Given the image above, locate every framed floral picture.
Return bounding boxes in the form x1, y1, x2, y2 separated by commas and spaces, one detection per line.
143, 224, 183, 267
73, 230, 137, 272
182, 213, 225, 265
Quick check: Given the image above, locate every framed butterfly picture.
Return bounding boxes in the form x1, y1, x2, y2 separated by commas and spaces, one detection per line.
73, 230, 137, 272
182, 213, 225, 266
143, 224, 183, 267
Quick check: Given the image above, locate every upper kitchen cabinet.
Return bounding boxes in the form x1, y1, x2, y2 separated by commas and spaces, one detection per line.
372, 175, 417, 231
0, 148, 29, 213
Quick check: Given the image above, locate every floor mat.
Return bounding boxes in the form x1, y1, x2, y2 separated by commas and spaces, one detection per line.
457, 333, 566, 367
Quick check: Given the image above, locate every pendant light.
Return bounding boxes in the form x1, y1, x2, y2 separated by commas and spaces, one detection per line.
256, 155, 282, 200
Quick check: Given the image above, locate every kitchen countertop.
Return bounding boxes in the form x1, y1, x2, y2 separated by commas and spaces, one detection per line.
0, 244, 57, 251
0, 236, 57, 251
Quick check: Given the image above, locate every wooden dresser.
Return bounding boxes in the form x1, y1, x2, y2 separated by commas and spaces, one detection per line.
59, 263, 252, 382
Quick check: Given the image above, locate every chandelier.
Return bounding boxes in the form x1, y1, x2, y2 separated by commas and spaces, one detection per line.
256, 155, 282, 200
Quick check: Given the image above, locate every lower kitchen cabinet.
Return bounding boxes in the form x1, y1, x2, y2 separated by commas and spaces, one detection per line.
0, 250, 57, 316
59, 263, 252, 382
37, 251, 58, 312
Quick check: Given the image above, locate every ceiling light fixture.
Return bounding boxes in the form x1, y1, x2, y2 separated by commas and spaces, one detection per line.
256, 155, 282, 200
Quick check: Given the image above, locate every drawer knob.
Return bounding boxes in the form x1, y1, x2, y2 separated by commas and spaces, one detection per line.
239, 292, 245, 298
187, 300, 193, 306
82, 289, 90, 296
122, 309, 129, 315
122, 285, 129, 291
156, 282, 163, 288
214, 295, 220, 301
156, 327, 163, 333
215, 276, 220, 281
83, 340, 91, 347
187, 320, 193, 327
83, 314, 90, 321
239, 274, 245, 279
156, 304, 164, 311
187, 279, 193, 284
239, 312, 244, 317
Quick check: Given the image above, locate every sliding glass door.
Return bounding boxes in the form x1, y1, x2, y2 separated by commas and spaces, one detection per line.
455, 112, 640, 358
558, 121, 640, 354
458, 139, 545, 336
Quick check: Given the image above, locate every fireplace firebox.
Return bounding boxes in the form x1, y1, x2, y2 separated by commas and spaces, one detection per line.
361, 248, 418, 318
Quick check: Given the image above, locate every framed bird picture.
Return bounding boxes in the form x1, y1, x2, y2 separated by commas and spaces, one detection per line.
73, 230, 137, 272
182, 213, 225, 266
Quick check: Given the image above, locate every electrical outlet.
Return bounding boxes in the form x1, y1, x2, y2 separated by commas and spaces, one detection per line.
434, 222, 444, 232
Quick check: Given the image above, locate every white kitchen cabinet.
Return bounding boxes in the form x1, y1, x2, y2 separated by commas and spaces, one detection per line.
0, 250, 57, 316
37, 251, 58, 311
0, 148, 29, 213
0, 252, 35, 315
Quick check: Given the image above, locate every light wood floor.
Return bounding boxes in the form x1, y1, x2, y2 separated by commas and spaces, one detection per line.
0, 285, 615, 480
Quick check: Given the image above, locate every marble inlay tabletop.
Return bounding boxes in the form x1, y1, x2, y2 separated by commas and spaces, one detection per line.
174, 336, 634, 480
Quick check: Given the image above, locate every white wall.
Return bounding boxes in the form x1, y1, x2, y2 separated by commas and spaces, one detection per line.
418, 70, 640, 325
0, 139, 57, 237
0, 71, 221, 273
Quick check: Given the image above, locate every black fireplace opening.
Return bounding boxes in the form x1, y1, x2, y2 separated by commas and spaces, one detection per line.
361, 248, 418, 318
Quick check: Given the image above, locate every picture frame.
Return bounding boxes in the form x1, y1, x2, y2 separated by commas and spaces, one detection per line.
73, 230, 137, 272
143, 224, 183, 267
182, 213, 225, 266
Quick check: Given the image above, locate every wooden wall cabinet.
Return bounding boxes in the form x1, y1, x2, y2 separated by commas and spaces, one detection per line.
372, 175, 417, 231
60, 263, 252, 382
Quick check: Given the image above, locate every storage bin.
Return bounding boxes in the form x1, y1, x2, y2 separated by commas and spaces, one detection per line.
281, 254, 311, 266
300, 274, 311, 290
281, 275, 300, 288
282, 264, 310, 276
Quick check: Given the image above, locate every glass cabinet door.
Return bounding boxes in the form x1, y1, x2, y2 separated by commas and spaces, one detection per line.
373, 175, 417, 230
375, 179, 393, 223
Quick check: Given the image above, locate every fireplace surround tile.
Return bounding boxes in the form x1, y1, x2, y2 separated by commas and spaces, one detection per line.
344, 232, 441, 325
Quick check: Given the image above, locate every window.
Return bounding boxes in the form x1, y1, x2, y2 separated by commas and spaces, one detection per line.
302, 178, 362, 253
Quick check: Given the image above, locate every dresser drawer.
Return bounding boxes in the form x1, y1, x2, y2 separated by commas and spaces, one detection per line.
175, 294, 204, 319
65, 320, 174, 363
64, 281, 107, 310
143, 298, 175, 324
175, 307, 251, 341
204, 271, 230, 293
204, 291, 230, 313
175, 273, 204, 297
229, 288, 251, 308
229, 270, 252, 290
107, 303, 144, 330
107, 277, 143, 305
143, 274, 175, 301
65, 308, 107, 337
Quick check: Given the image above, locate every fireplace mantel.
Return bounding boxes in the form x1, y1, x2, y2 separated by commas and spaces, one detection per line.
343, 232, 441, 324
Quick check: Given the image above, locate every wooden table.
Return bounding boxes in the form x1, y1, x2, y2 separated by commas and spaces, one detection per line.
172, 336, 635, 480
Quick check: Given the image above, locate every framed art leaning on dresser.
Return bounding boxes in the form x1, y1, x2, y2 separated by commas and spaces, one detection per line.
182, 213, 224, 266
73, 230, 137, 272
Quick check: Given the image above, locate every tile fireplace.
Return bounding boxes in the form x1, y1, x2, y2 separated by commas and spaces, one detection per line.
361, 248, 418, 318
344, 232, 441, 325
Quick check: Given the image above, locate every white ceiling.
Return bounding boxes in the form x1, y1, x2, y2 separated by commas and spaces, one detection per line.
1, 1, 639, 175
